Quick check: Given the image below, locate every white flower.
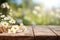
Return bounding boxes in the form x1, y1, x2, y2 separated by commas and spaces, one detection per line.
37, 14, 42, 17
8, 29, 16, 33
4, 15, 12, 20
56, 13, 60, 18
32, 10, 37, 15
9, 19, 16, 24
4, 17, 9, 20
1, 15, 5, 18
1, 21, 9, 28
34, 6, 40, 11
5, 3, 10, 9
1, 3, 6, 8
11, 25, 19, 31
19, 26, 27, 32
1, 2, 10, 9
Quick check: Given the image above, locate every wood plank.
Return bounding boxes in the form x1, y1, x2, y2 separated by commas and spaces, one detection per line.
33, 26, 57, 40
48, 25, 60, 40
0, 26, 34, 40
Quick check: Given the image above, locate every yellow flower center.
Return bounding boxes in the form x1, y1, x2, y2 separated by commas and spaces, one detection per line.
4, 23, 6, 25
10, 30, 13, 32
14, 27, 16, 29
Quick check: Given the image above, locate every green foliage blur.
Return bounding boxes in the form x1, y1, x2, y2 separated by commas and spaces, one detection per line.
0, 0, 60, 25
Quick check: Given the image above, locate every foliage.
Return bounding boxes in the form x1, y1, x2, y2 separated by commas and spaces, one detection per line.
0, 0, 60, 25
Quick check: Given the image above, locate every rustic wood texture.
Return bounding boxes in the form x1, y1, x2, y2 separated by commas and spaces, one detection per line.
33, 26, 57, 40
0, 26, 34, 40
0, 25, 60, 40
48, 25, 60, 40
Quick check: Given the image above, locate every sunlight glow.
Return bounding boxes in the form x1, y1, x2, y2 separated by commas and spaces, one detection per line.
33, 0, 60, 9
43, 0, 60, 8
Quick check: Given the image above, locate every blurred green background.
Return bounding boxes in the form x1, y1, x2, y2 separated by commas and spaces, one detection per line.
0, 0, 60, 25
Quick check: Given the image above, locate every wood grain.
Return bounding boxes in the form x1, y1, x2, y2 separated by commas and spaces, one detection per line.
48, 26, 60, 40
0, 26, 34, 40
0, 25, 60, 40
33, 26, 57, 40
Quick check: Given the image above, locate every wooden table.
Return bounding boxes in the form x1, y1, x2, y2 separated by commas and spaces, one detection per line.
48, 25, 60, 40
0, 25, 60, 40
0, 26, 34, 40
33, 26, 57, 40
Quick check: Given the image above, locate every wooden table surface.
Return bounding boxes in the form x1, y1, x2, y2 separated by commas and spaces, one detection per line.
48, 25, 60, 40
0, 25, 60, 40
0, 26, 34, 40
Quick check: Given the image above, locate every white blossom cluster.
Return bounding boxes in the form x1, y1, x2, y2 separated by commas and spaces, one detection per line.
55, 8, 60, 18
32, 6, 42, 17
8, 25, 27, 33
0, 13, 27, 33
1, 2, 10, 9
1, 2, 13, 16
0, 2, 27, 33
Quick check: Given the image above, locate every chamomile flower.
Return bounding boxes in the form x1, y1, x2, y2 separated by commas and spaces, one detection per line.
8, 29, 16, 33
5, 3, 10, 9
32, 10, 37, 15
34, 6, 40, 11
1, 3, 6, 8
1, 15, 5, 18
1, 21, 9, 28
37, 14, 42, 18
4, 17, 9, 20
9, 19, 16, 24
19, 26, 27, 32
4, 15, 12, 20
11, 25, 19, 31
1, 2, 10, 9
